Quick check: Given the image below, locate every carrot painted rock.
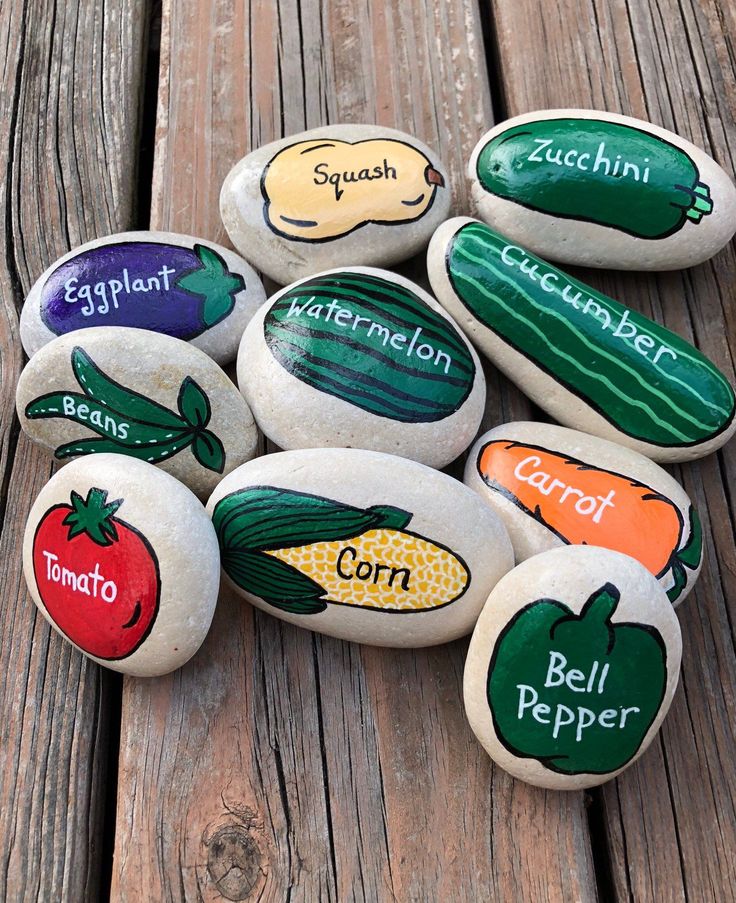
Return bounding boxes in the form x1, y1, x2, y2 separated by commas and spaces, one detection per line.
464, 545, 682, 789
206, 448, 514, 646
468, 110, 736, 270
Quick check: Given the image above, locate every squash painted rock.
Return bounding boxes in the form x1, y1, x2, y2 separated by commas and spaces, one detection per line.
20, 231, 266, 364
16, 327, 257, 498
238, 267, 486, 469
464, 422, 702, 605
464, 545, 682, 789
427, 217, 736, 462
468, 110, 736, 270
206, 448, 514, 646
23, 454, 220, 677
220, 124, 451, 284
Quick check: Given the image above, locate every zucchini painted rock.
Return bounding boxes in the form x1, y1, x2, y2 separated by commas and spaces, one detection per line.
238, 267, 486, 469
220, 124, 451, 284
464, 422, 702, 605
16, 327, 258, 498
464, 545, 682, 789
206, 448, 514, 646
20, 231, 266, 364
469, 110, 736, 269
427, 217, 736, 462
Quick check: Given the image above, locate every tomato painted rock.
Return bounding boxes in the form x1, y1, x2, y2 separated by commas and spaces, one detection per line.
23, 454, 220, 676
468, 110, 736, 270
206, 448, 513, 646
220, 125, 451, 284
19, 231, 266, 363
463, 545, 682, 789
427, 217, 736, 462
238, 267, 486, 469
464, 422, 702, 605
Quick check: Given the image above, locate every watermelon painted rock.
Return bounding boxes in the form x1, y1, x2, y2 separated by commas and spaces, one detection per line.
237, 267, 486, 469
464, 545, 682, 789
468, 109, 736, 270
206, 447, 513, 646
20, 231, 266, 364
427, 217, 736, 462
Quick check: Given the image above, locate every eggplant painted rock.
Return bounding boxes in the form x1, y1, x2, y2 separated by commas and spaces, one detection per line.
469, 109, 736, 270
464, 545, 682, 789
464, 422, 702, 605
427, 218, 736, 462
220, 124, 451, 284
19, 231, 266, 364
238, 267, 486, 469
16, 327, 257, 498
23, 454, 220, 676
206, 448, 513, 646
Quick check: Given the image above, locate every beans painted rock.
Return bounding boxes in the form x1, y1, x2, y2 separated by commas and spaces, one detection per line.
220, 125, 451, 284
23, 455, 220, 676
206, 448, 514, 646
16, 327, 257, 499
238, 267, 486, 469
19, 231, 266, 364
468, 109, 736, 270
427, 217, 736, 462
463, 545, 682, 789
464, 422, 702, 606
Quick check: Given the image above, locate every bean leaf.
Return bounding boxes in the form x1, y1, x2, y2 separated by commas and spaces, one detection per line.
192, 430, 226, 473
177, 377, 211, 428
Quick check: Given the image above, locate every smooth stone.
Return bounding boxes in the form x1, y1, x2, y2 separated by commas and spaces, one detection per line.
16, 327, 258, 499
206, 448, 514, 646
220, 124, 451, 285
464, 545, 682, 790
22, 454, 220, 676
464, 422, 702, 606
19, 230, 266, 364
427, 217, 736, 462
237, 266, 486, 469
468, 109, 736, 270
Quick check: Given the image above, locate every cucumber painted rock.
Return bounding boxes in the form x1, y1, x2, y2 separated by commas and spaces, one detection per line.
464, 545, 682, 789
206, 448, 514, 646
238, 267, 486, 469
20, 231, 266, 364
469, 110, 736, 269
427, 217, 736, 462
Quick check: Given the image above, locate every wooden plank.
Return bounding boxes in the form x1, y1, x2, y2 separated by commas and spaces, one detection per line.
111, 1, 597, 900
487, 0, 736, 898
0, 0, 149, 899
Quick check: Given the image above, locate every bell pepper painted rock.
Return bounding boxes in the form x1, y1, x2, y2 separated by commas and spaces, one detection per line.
464, 545, 682, 789
468, 110, 736, 270
427, 217, 736, 462
19, 231, 266, 364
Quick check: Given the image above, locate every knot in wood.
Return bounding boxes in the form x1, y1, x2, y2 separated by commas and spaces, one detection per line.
206, 825, 260, 900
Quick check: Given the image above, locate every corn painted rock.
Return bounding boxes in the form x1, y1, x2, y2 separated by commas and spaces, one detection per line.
22, 454, 220, 676
464, 545, 681, 789
464, 422, 702, 606
19, 231, 266, 364
206, 448, 514, 646
220, 125, 451, 284
428, 218, 736, 462
16, 327, 257, 499
469, 110, 736, 270
238, 267, 486, 469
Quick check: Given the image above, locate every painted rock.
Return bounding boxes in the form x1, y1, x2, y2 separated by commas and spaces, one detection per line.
237, 267, 486, 469
464, 545, 682, 789
468, 109, 736, 270
22, 454, 220, 676
427, 217, 736, 462
19, 231, 266, 364
16, 327, 258, 499
464, 422, 702, 606
220, 125, 451, 284
206, 448, 514, 646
